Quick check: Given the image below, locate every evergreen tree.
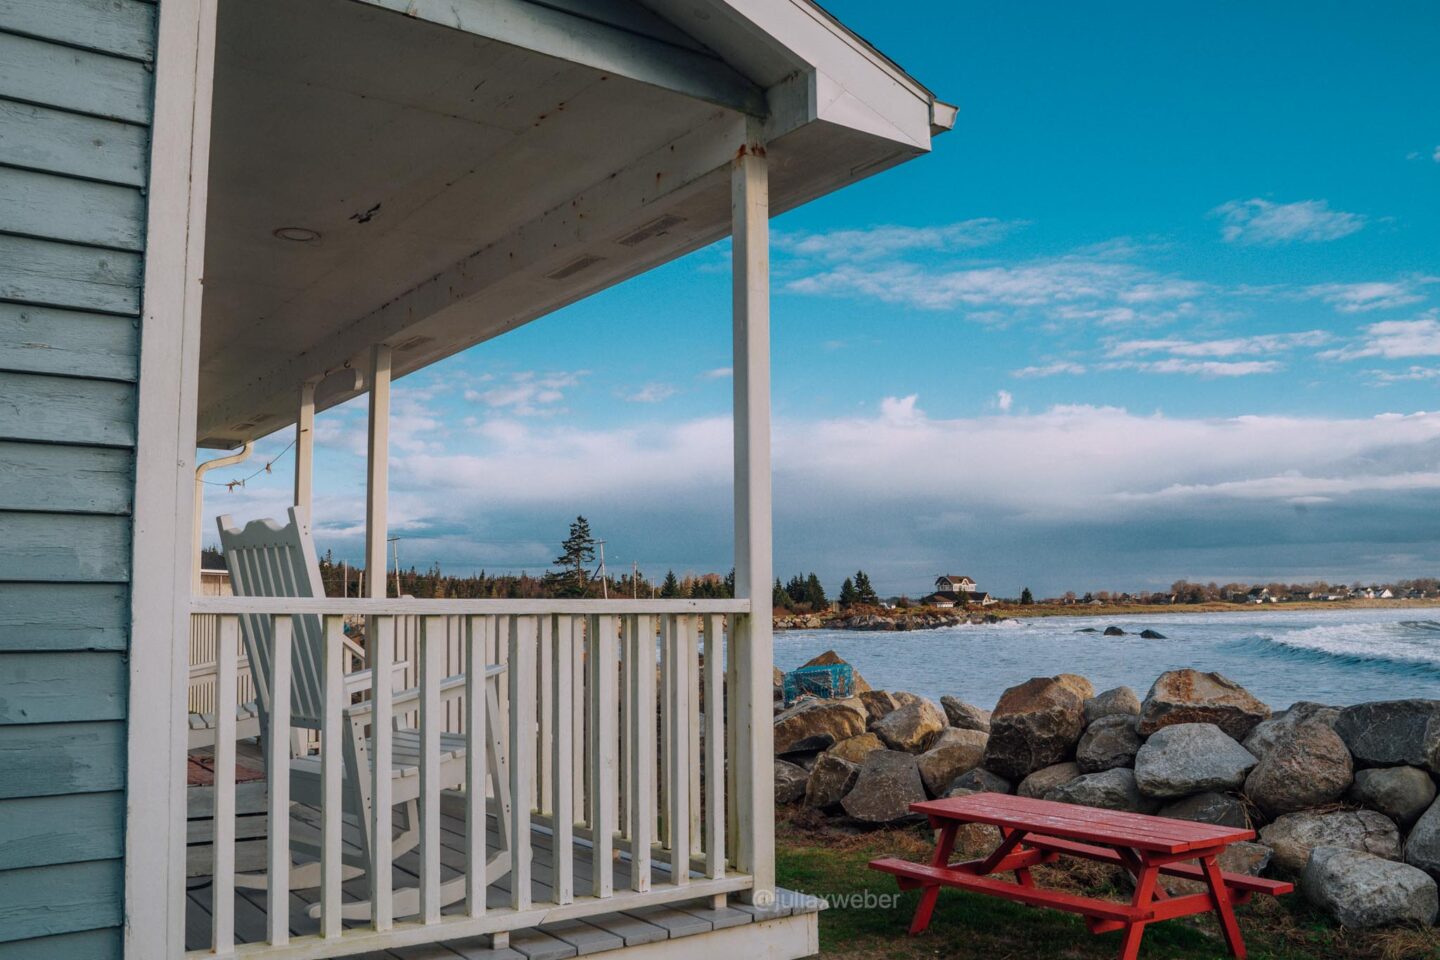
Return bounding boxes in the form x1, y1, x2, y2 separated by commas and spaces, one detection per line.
804, 573, 828, 609
550, 516, 596, 595
839, 576, 858, 607
853, 570, 878, 605
660, 569, 681, 598
1020, 586, 1034, 605
773, 578, 792, 610
784, 573, 808, 606
724, 568, 736, 598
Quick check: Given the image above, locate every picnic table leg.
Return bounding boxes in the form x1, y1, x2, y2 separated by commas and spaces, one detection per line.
908, 822, 958, 935
1117, 857, 1159, 960
1200, 854, 1247, 959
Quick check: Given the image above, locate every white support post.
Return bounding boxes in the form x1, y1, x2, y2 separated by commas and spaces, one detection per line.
124, 1, 219, 953
366, 344, 392, 599
731, 120, 775, 901
295, 379, 317, 514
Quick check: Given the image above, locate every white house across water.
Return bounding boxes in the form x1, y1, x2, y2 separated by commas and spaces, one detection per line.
0, 3, 951, 958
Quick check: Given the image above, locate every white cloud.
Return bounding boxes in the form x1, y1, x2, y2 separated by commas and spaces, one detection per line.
701, 367, 732, 379
1107, 331, 1329, 359
1434, 145, 1440, 163
1212, 198, 1366, 244
995, 390, 1013, 412
776, 219, 1020, 262
1324, 312, 1440, 360
1302, 278, 1436, 313
1369, 366, 1440, 385
623, 382, 677, 403
463, 371, 583, 415
1104, 359, 1283, 377
786, 253, 1202, 313
1012, 361, 1086, 378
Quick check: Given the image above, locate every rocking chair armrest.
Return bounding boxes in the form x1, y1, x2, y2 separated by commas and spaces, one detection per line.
343, 665, 505, 721
342, 661, 411, 696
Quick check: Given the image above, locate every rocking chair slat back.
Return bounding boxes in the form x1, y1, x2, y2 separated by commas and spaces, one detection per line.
217, 507, 328, 728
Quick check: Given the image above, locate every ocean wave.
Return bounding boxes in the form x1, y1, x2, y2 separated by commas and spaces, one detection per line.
1228, 624, 1440, 679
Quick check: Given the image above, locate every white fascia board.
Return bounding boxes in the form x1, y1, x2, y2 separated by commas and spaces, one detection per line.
712, 0, 942, 150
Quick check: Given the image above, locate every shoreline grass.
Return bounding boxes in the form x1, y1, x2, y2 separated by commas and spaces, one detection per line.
776, 812, 1438, 960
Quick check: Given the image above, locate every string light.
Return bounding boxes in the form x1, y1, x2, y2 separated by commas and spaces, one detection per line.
201, 439, 297, 490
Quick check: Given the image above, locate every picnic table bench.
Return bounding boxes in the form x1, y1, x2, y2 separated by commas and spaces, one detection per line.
870, 792, 1292, 960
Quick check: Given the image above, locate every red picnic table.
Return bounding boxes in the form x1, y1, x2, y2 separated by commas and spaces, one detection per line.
870, 792, 1292, 960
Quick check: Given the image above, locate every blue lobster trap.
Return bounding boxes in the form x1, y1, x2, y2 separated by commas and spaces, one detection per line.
781, 663, 855, 705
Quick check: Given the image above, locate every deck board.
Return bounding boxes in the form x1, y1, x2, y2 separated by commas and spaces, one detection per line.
184, 785, 815, 959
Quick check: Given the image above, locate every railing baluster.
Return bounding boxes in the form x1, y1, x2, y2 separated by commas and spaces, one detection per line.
509, 615, 536, 911
212, 614, 238, 953
321, 615, 345, 937
627, 614, 655, 891
617, 616, 629, 842
657, 614, 670, 850
551, 614, 575, 904
704, 614, 725, 879
589, 614, 617, 897
725, 616, 740, 866
371, 615, 394, 931
265, 615, 292, 946
665, 615, 690, 885
536, 614, 553, 817
420, 615, 444, 923
688, 616, 702, 858
465, 616, 489, 918
572, 620, 587, 827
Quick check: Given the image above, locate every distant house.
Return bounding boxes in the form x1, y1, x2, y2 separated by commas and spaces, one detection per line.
934, 575, 978, 595
1378, 588, 1395, 599
924, 593, 958, 609
1247, 587, 1276, 604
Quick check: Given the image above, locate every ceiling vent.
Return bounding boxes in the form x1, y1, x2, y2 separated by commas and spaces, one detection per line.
617, 214, 685, 246
545, 254, 604, 281
393, 335, 433, 352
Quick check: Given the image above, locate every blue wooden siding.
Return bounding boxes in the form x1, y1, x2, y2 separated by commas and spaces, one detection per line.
0, 1, 156, 955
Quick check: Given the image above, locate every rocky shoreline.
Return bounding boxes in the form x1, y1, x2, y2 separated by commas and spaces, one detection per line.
772, 652, 1440, 930
775, 610, 1014, 631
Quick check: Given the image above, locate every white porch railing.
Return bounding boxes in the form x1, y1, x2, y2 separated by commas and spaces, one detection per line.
185, 597, 757, 960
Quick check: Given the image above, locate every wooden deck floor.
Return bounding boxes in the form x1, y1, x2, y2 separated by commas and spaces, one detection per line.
185, 762, 819, 959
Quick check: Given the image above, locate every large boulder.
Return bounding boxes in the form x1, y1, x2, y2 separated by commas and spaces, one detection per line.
1408, 797, 1440, 877
1302, 847, 1439, 929
800, 650, 871, 694
940, 695, 991, 732
858, 690, 901, 726
773, 698, 867, 755
1017, 762, 1081, 799
804, 753, 860, 809
983, 677, 1086, 780
1046, 768, 1156, 813
1075, 715, 1142, 773
874, 697, 948, 753
948, 767, 1012, 796
1258, 810, 1402, 873
1054, 674, 1095, 701
775, 760, 808, 804
1242, 702, 1339, 759
1138, 670, 1270, 740
1333, 700, 1440, 773
1244, 721, 1353, 817
1158, 791, 1250, 829
825, 732, 886, 765
1349, 766, 1437, 829
841, 750, 926, 823
1133, 723, 1258, 799
916, 728, 989, 796
1083, 686, 1141, 725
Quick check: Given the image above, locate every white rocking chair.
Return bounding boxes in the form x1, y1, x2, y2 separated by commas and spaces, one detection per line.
217, 507, 514, 920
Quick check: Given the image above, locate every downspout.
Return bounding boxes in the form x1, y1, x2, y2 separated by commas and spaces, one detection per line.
193, 442, 254, 592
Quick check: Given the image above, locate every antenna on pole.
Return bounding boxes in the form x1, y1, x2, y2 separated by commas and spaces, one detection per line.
596, 540, 608, 599
632, 560, 638, 599
388, 536, 402, 597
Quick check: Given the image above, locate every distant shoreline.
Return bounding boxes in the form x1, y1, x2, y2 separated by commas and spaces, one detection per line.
775, 598, 1440, 631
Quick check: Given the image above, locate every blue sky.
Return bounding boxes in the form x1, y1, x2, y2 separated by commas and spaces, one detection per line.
203, 1, 1440, 598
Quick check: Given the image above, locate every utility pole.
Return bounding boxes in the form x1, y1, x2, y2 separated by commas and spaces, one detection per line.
596, 540, 608, 599
341, 561, 348, 598
632, 560, 638, 599
388, 536, 402, 597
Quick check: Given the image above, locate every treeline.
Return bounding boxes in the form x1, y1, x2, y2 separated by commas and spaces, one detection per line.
772, 569, 879, 612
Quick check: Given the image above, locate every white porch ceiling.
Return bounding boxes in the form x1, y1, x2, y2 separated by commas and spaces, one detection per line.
196, 0, 949, 446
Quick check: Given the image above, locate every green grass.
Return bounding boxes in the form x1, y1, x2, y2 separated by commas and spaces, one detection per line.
775, 815, 1439, 960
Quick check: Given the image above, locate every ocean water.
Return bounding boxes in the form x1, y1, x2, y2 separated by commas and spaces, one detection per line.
773, 607, 1440, 710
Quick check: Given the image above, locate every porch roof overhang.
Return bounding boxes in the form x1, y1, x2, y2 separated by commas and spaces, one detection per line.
195, 0, 954, 447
